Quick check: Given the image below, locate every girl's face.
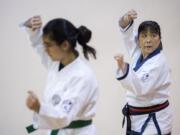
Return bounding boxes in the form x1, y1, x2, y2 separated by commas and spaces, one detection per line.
42, 36, 69, 61
138, 29, 161, 58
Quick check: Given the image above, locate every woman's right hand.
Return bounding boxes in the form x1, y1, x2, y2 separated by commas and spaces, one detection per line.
24, 16, 42, 31
119, 10, 137, 29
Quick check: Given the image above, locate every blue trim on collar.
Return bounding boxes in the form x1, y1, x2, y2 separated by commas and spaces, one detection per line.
133, 46, 161, 72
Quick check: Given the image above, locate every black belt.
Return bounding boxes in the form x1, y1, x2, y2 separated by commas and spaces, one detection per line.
122, 100, 169, 135
26, 119, 92, 135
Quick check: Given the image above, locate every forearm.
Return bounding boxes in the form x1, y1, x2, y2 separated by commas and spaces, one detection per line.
119, 16, 131, 29
32, 104, 71, 129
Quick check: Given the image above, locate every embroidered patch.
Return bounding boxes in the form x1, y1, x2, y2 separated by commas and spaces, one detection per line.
52, 94, 61, 106
62, 100, 73, 113
141, 73, 149, 82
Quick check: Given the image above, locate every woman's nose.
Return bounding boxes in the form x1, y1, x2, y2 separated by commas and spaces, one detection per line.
146, 37, 151, 43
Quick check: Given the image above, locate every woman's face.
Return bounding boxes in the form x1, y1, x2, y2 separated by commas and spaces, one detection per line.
42, 36, 67, 61
138, 29, 161, 58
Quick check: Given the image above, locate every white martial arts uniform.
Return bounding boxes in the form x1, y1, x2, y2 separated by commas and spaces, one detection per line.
116, 23, 173, 135
25, 28, 99, 135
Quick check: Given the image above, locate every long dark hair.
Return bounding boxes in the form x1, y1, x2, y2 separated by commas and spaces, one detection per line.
43, 18, 96, 60
138, 20, 163, 50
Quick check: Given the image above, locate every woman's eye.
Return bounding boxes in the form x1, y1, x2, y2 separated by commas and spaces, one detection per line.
141, 34, 147, 38
47, 44, 52, 47
152, 34, 157, 38
44, 43, 52, 48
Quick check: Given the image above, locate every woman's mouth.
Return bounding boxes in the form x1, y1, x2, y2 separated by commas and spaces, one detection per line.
145, 46, 152, 49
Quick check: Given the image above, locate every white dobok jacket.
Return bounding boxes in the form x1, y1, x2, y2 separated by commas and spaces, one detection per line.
116, 23, 173, 135
25, 28, 99, 135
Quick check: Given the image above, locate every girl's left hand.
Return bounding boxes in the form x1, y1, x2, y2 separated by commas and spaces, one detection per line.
26, 91, 40, 113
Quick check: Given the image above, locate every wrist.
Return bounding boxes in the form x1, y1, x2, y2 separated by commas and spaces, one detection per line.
121, 63, 127, 74
34, 106, 40, 113
119, 15, 130, 28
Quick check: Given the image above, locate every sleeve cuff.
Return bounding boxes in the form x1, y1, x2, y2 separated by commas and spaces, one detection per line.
19, 21, 42, 45
32, 113, 39, 129
32, 103, 52, 129
116, 64, 129, 80
19, 21, 36, 34
119, 20, 134, 32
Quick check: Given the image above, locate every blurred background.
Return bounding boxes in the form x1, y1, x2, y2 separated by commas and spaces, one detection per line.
0, 0, 180, 134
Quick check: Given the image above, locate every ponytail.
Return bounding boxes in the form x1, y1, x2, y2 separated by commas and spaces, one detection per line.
77, 26, 96, 60
43, 18, 97, 60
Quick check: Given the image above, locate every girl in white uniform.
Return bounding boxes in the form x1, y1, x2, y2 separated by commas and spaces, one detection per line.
23, 16, 99, 135
114, 10, 172, 135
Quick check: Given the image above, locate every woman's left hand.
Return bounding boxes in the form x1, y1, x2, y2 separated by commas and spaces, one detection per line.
26, 91, 40, 113
114, 54, 127, 74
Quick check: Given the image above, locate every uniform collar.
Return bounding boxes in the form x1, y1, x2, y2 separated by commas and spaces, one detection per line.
58, 55, 80, 72
133, 46, 161, 72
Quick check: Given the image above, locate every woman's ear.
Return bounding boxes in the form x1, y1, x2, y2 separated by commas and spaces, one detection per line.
61, 41, 71, 51
136, 37, 141, 48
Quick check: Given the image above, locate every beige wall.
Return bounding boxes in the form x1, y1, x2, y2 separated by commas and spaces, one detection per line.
0, 0, 180, 134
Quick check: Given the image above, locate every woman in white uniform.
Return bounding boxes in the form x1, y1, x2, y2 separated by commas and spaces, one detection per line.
23, 16, 99, 135
114, 10, 172, 135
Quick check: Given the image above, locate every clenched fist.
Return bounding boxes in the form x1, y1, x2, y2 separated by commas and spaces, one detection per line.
26, 91, 40, 113
114, 54, 127, 73
24, 16, 42, 31
119, 9, 137, 29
